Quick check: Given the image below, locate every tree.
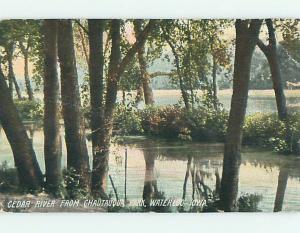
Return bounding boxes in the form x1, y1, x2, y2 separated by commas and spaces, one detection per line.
220, 19, 263, 211
42, 19, 63, 196
0, 64, 43, 191
133, 19, 154, 105
5, 42, 22, 100
91, 19, 157, 198
57, 20, 90, 195
87, 19, 106, 198
19, 40, 34, 100
257, 19, 287, 120
161, 21, 191, 110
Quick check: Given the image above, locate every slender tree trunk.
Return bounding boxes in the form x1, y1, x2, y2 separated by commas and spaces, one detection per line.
8, 72, 13, 99
162, 29, 190, 110
274, 168, 288, 212
6, 45, 22, 100
212, 56, 218, 109
91, 19, 121, 198
220, 20, 262, 212
0, 67, 43, 191
19, 42, 34, 101
23, 51, 34, 100
87, 19, 108, 198
257, 19, 287, 120
134, 20, 154, 105
57, 20, 90, 195
42, 20, 63, 195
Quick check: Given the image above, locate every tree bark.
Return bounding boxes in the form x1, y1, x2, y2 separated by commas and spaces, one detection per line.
57, 20, 90, 194
0, 67, 43, 191
134, 20, 154, 105
6, 44, 22, 100
91, 19, 120, 198
220, 20, 262, 212
273, 167, 288, 212
87, 19, 108, 198
212, 56, 218, 108
42, 20, 63, 195
19, 42, 34, 100
257, 19, 287, 120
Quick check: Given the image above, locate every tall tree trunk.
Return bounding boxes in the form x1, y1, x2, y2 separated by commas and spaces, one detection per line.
0, 67, 43, 191
6, 44, 22, 100
91, 19, 120, 198
57, 20, 90, 195
23, 51, 34, 100
274, 167, 288, 212
220, 20, 262, 212
134, 20, 154, 105
212, 56, 218, 109
19, 42, 34, 101
91, 19, 156, 198
87, 19, 107, 198
42, 20, 63, 195
257, 19, 287, 120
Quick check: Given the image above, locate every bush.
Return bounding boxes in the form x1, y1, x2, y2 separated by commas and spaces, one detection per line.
243, 112, 300, 154
238, 193, 262, 212
115, 104, 300, 154
14, 99, 43, 121
114, 103, 144, 135
0, 161, 20, 193
140, 105, 228, 142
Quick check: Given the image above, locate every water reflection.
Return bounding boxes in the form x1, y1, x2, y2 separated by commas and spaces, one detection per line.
274, 167, 289, 212
142, 142, 159, 206
1, 127, 300, 212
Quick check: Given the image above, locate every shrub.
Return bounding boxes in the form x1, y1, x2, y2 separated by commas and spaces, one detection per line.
114, 103, 144, 135
140, 105, 228, 142
243, 112, 300, 154
238, 193, 263, 212
14, 99, 43, 121
0, 161, 20, 193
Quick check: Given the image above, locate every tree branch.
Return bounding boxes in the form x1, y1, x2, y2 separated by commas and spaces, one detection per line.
257, 39, 269, 56
117, 19, 157, 79
149, 71, 175, 78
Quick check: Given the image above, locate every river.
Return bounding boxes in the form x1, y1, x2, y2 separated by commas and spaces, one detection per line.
1, 126, 300, 212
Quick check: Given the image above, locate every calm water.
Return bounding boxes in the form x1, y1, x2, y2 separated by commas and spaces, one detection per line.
1, 127, 300, 212
132, 90, 300, 115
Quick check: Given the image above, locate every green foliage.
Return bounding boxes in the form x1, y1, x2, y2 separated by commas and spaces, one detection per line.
114, 103, 144, 135
0, 161, 20, 193
63, 168, 90, 199
14, 99, 43, 121
238, 193, 263, 212
243, 112, 300, 154
140, 105, 228, 142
